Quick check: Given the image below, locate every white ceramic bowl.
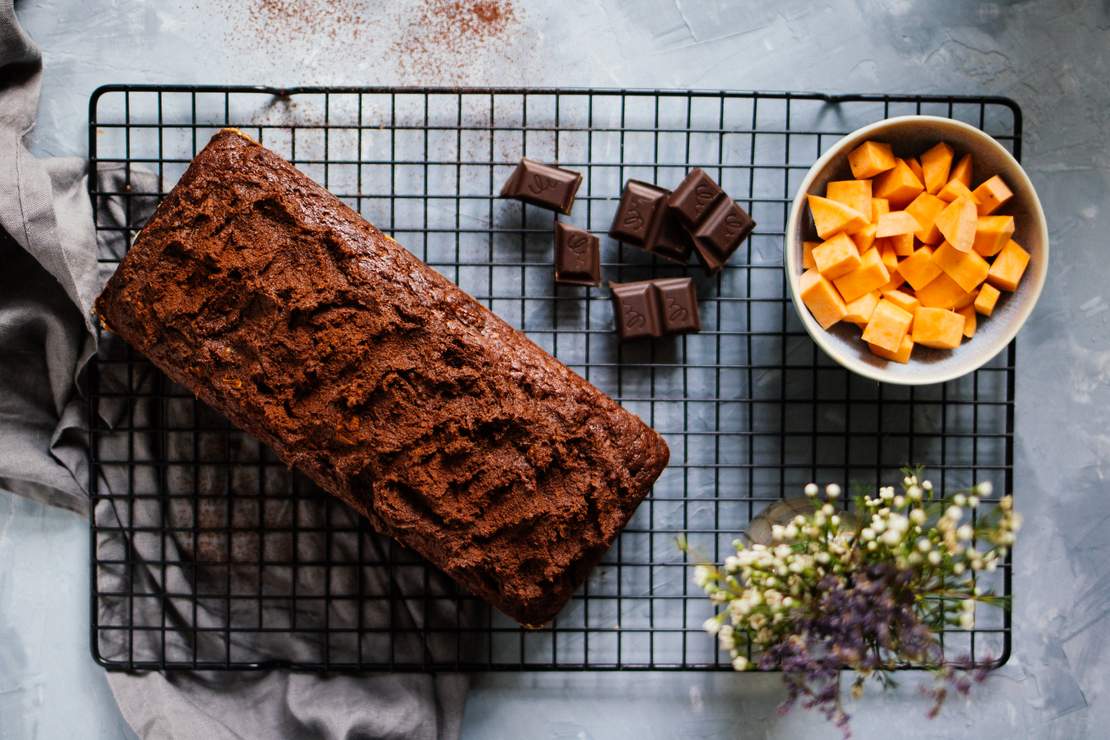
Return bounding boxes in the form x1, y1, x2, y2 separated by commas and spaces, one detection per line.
785, 115, 1048, 385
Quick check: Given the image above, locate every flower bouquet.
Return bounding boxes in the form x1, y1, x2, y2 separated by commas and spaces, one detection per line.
682, 470, 1020, 734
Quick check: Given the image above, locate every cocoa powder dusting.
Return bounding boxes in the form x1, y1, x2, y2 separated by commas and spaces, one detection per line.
392, 1, 519, 83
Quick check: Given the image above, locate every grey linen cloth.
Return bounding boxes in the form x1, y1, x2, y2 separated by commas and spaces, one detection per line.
0, 1, 468, 737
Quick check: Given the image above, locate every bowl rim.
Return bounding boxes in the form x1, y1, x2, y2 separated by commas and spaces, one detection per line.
784, 114, 1049, 386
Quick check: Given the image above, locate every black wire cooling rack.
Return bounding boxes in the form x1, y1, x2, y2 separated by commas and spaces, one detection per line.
88, 86, 1017, 671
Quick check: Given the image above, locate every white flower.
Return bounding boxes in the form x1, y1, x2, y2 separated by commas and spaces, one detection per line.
903, 475, 915, 487
1011, 513, 1023, 531
893, 495, 906, 508
968, 496, 980, 508
945, 505, 963, 521
771, 525, 785, 542
732, 655, 749, 671
908, 552, 922, 565
867, 541, 878, 551
793, 515, 807, 526
821, 503, 835, 516
961, 599, 976, 612
826, 484, 841, 499
907, 485, 923, 501
731, 599, 752, 617
922, 480, 933, 492
910, 509, 927, 525
954, 493, 967, 507
953, 562, 965, 575
861, 528, 875, 541
815, 551, 831, 564
804, 483, 819, 497
888, 514, 909, 532
782, 596, 795, 609
956, 525, 974, 541
880, 487, 895, 501
784, 524, 799, 540
830, 515, 841, 527
927, 550, 942, 565
916, 538, 931, 553
703, 617, 720, 635
977, 481, 993, 496
959, 612, 974, 629
749, 613, 767, 629
881, 529, 902, 546
694, 566, 711, 587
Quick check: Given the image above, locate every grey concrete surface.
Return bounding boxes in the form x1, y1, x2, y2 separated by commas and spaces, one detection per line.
4, 0, 1110, 738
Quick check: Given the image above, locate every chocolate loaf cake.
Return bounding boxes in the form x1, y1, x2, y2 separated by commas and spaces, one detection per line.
95, 129, 669, 626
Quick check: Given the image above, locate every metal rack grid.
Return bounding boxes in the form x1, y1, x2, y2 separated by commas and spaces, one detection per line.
88, 86, 1017, 671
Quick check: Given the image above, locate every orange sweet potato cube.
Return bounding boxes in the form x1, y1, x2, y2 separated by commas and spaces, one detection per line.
934, 196, 978, 252
879, 243, 905, 291
987, 239, 1030, 291
913, 307, 965, 349
905, 192, 947, 244
974, 283, 1001, 316
954, 289, 979, 310
949, 153, 973, 187
827, 180, 873, 218
920, 142, 954, 194
852, 223, 879, 253
874, 159, 924, 209
871, 197, 890, 223
886, 232, 915, 257
799, 269, 848, 329
882, 288, 919, 315
972, 215, 1015, 257
958, 305, 977, 338
973, 175, 1013, 216
844, 291, 881, 327
937, 179, 979, 204
848, 141, 897, 179
808, 195, 869, 239
834, 248, 891, 303
933, 242, 990, 293
861, 299, 914, 353
869, 333, 914, 364
905, 157, 925, 185
898, 246, 942, 291
812, 232, 861, 279
802, 241, 819, 270
876, 211, 922, 238
915, 272, 969, 309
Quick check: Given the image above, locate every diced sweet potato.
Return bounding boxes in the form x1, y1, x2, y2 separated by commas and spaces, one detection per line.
844, 291, 881, 327
974, 283, 1000, 316
881, 288, 919, 315
874, 159, 924, 209
812, 232, 862, 279
915, 272, 969, 309
972, 215, 1015, 257
869, 333, 914, 364
862, 299, 914, 353
878, 243, 904, 291
898, 246, 942, 291
949, 153, 972, 187
958, 304, 977, 338
827, 180, 873, 218
934, 196, 978, 252
932, 242, 990, 293
886, 233, 915, 257
913, 307, 965, 349
808, 195, 869, 239
799, 269, 848, 329
920, 142, 954, 194
852, 223, 878, 253
871, 198, 890, 223
972, 175, 1013, 216
936, 179, 979, 204
803, 241, 818, 270
987, 239, 1030, 291
904, 192, 947, 244
834, 248, 891, 303
876, 211, 922, 238
848, 141, 897, 179
954, 289, 979, 310
905, 157, 925, 185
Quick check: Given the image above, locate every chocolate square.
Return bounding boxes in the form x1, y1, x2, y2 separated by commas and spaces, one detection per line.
668, 168, 726, 229
500, 159, 583, 214
554, 223, 601, 286
654, 278, 700, 334
609, 281, 662, 339
609, 180, 667, 245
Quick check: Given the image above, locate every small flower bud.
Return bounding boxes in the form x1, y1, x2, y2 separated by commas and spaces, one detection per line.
954, 493, 967, 506
910, 509, 927, 525
732, 655, 749, 671
956, 525, 974, 541
894, 495, 906, 508
771, 524, 785, 542
927, 550, 942, 565
703, 617, 720, 635
821, 504, 834, 516
953, 562, 965, 575
917, 538, 931, 553
804, 483, 819, 497
826, 483, 841, 499
968, 495, 980, 507
959, 612, 974, 629
977, 481, 993, 496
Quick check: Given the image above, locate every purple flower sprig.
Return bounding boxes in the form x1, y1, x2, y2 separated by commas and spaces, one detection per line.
683, 470, 1020, 736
